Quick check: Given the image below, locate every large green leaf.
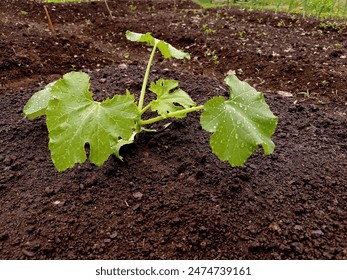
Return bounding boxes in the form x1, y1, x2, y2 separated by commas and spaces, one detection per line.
126, 31, 190, 60
46, 72, 139, 171
149, 79, 196, 118
23, 81, 56, 120
200, 75, 278, 166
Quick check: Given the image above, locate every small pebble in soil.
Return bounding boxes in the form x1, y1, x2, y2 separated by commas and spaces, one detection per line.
22, 248, 35, 257
291, 242, 304, 254
3, 156, 12, 166
118, 63, 127, 69
311, 229, 324, 236
342, 249, 347, 257
133, 204, 141, 211
200, 241, 207, 248
44, 186, 54, 195
294, 225, 303, 230
277, 90, 293, 97
170, 217, 181, 225
269, 223, 282, 234
133, 192, 143, 199
109, 232, 118, 239
52, 200, 65, 206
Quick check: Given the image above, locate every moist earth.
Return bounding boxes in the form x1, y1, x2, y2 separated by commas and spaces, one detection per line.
0, 0, 346, 259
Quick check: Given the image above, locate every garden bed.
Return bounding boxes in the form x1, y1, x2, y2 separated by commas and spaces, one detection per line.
0, 0, 346, 259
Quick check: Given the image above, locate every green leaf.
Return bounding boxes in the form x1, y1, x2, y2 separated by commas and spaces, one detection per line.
149, 79, 196, 118
126, 31, 190, 60
46, 72, 139, 171
156, 41, 190, 59
200, 75, 278, 166
125, 31, 156, 46
111, 131, 137, 161
23, 81, 55, 119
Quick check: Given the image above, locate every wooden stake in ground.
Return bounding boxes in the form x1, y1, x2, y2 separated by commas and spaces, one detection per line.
43, 5, 55, 33
104, 0, 114, 20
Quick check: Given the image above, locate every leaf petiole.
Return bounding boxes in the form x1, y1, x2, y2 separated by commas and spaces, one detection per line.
138, 43, 157, 111
139, 105, 204, 126
139, 103, 152, 116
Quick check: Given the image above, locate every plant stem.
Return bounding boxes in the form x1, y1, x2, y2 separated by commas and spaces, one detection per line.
139, 105, 204, 126
140, 103, 152, 116
138, 43, 157, 111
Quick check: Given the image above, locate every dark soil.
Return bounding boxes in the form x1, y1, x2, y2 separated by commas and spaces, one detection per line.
0, 0, 346, 260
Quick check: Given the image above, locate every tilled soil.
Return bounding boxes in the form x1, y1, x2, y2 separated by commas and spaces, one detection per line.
0, 0, 346, 259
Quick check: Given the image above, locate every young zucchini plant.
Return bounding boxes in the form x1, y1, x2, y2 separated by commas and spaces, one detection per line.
23, 31, 278, 172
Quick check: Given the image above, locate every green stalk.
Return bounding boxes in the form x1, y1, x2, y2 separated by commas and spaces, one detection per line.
275, 0, 283, 13
140, 103, 152, 116
317, 0, 325, 18
288, 0, 295, 12
138, 43, 157, 111
139, 105, 204, 126
303, 0, 307, 18
330, 0, 338, 18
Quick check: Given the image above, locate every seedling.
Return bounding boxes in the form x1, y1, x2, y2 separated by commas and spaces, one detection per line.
276, 20, 286, 27
319, 21, 345, 33
237, 68, 244, 75
257, 17, 264, 23
23, 31, 278, 172
204, 48, 219, 64
19, 10, 28, 16
238, 30, 246, 38
129, 4, 137, 11
202, 23, 217, 34
321, 80, 329, 86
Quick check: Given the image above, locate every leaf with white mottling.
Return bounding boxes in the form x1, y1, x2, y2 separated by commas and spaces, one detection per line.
200, 75, 278, 166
